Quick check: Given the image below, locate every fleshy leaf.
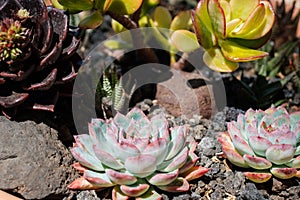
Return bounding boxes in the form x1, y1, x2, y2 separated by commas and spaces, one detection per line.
170, 10, 192, 31
181, 166, 209, 181
93, 145, 123, 170
112, 186, 130, 200
222, 147, 249, 168
79, 10, 103, 29
208, 0, 226, 39
153, 6, 172, 29
68, 177, 103, 190
166, 126, 187, 160
107, 0, 143, 15
136, 187, 162, 200
192, 1, 214, 49
266, 144, 295, 165
171, 30, 200, 53
147, 169, 179, 186
231, 134, 255, 156
106, 169, 137, 185
243, 154, 272, 170
203, 48, 239, 72
58, 0, 93, 10
219, 40, 269, 62
244, 172, 272, 183
160, 147, 188, 172
120, 182, 150, 197
271, 168, 297, 179
125, 155, 157, 178
229, 0, 259, 20
157, 177, 189, 192
230, 3, 265, 37
84, 170, 115, 187
248, 136, 272, 157
70, 147, 104, 171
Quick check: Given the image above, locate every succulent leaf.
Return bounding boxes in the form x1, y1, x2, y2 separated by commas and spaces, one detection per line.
244, 172, 272, 183
157, 177, 189, 192
170, 30, 200, 53
192, 0, 275, 72
120, 181, 150, 197
147, 169, 179, 186
219, 107, 300, 183
106, 169, 137, 185
271, 168, 297, 179
69, 108, 208, 198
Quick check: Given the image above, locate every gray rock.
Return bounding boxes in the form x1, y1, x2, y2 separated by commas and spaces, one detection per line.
0, 117, 76, 199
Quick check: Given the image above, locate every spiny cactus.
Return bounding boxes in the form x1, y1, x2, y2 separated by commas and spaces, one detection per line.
0, 0, 81, 118
218, 106, 300, 183
69, 108, 209, 199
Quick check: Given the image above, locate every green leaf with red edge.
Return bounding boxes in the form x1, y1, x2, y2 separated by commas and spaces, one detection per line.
230, 3, 266, 37
219, 40, 269, 62
153, 6, 172, 29
208, 0, 226, 39
58, 0, 93, 10
203, 47, 239, 72
107, 0, 143, 15
171, 30, 200, 53
227, 30, 272, 49
181, 166, 209, 181
191, 10, 213, 49
229, 0, 259, 20
79, 10, 103, 29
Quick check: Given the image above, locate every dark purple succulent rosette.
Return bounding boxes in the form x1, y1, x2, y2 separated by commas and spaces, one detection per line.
0, 0, 81, 118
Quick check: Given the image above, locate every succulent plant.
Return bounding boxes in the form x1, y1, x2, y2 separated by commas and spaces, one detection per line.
191, 0, 276, 72
0, 0, 81, 117
69, 108, 208, 199
52, 0, 143, 29
218, 106, 300, 183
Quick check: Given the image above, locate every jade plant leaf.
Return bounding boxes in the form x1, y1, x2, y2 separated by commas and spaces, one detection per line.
219, 40, 269, 62
153, 6, 172, 29
203, 47, 239, 72
107, 0, 143, 15
79, 10, 103, 29
58, 0, 93, 10
171, 30, 200, 53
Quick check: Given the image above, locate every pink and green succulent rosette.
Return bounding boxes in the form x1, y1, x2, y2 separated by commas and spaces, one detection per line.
69, 108, 208, 199
218, 107, 300, 183
191, 0, 275, 72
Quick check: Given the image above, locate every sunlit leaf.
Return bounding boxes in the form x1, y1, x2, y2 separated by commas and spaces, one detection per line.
153, 6, 172, 29
230, 3, 265, 38
203, 47, 239, 72
58, 0, 93, 10
170, 10, 192, 31
79, 10, 103, 29
208, 0, 226, 39
219, 40, 269, 62
229, 0, 259, 20
107, 0, 143, 15
192, 10, 214, 49
171, 30, 200, 52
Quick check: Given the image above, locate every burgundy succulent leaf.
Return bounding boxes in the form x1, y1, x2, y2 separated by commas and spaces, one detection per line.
0, 0, 82, 117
